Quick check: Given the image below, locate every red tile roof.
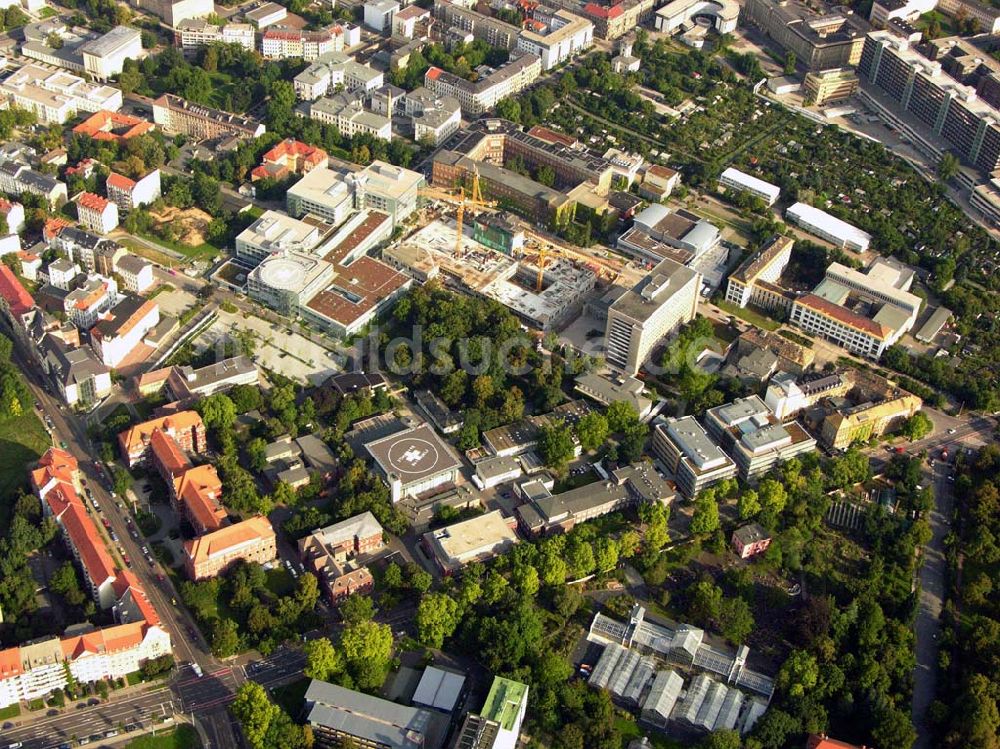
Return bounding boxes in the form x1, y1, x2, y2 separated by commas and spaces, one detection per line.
0, 647, 22, 681
112, 569, 160, 626
106, 172, 136, 192
175, 464, 226, 533
184, 515, 275, 567
61, 502, 117, 589
44, 217, 73, 241
527, 125, 577, 147
73, 110, 154, 142
583, 2, 623, 18
119, 411, 204, 456
426, 66, 443, 81
806, 736, 866, 749
0, 263, 34, 317
795, 294, 889, 339
150, 428, 191, 478
77, 192, 112, 213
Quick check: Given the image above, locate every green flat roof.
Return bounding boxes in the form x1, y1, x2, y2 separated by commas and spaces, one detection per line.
480, 677, 528, 731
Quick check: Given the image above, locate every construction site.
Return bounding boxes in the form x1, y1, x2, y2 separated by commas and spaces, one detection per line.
380, 171, 627, 331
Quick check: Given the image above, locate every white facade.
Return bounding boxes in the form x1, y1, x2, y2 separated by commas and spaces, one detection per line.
293, 53, 384, 100
235, 210, 324, 264
286, 167, 355, 224
515, 10, 593, 70
81, 26, 143, 80
309, 96, 392, 140
76, 194, 119, 235
64, 276, 118, 328
785, 202, 871, 252
0, 65, 122, 124
364, 0, 399, 31
0, 200, 25, 234
654, 0, 739, 33
115, 256, 155, 294
718, 167, 781, 206
0, 234, 19, 256
92, 303, 160, 368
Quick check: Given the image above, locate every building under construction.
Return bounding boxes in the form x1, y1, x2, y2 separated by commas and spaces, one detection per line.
382, 218, 596, 330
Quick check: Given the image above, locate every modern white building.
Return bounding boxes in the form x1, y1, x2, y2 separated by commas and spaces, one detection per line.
718, 167, 781, 206
91, 296, 160, 368
175, 19, 256, 52
404, 87, 462, 145
651, 416, 737, 498
80, 26, 142, 80
76, 192, 119, 235
0, 65, 123, 124
364, 0, 399, 31
286, 167, 355, 224
244, 1, 287, 28
365, 423, 463, 502
235, 210, 324, 265
423, 510, 519, 573
515, 10, 594, 70
785, 202, 871, 252
0, 198, 25, 235
64, 275, 118, 328
605, 257, 701, 375
129, 0, 215, 27
246, 251, 336, 316
355, 160, 424, 227
724, 235, 794, 308
423, 52, 541, 115
654, 0, 739, 33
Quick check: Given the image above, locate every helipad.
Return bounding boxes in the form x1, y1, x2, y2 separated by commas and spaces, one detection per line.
365, 423, 463, 483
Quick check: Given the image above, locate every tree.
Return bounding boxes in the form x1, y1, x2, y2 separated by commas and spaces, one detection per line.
211, 618, 240, 658
777, 649, 818, 698
593, 537, 619, 573
691, 494, 720, 538
606, 400, 639, 432
49, 561, 85, 606
339, 594, 375, 625
718, 597, 754, 644
738, 489, 761, 519
198, 392, 236, 431
511, 563, 540, 596
575, 411, 608, 452
231, 682, 279, 749
938, 151, 960, 183
340, 620, 393, 690
538, 420, 575, 471
903, 411, 933, 441
416, 593, 460, 649
303, 637, 344, 682
701, 730, 742, 749
689, 579, 723, 624
758, 479, 787, 516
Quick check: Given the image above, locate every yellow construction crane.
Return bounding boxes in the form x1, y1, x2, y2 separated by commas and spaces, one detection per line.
527, 237, 623, 292
418, 167, 496, 257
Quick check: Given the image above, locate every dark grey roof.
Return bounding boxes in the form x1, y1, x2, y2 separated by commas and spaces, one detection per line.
41, 334, 109, 386
116, 254, 149, 275
91, 294, 148, 338
60, 227, 103, 249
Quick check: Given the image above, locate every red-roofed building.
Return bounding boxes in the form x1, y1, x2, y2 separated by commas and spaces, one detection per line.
31, 447, 79, 498
184, 516, 277, 580
251, 139, 328, 182
806, 736, 868, 749
105, 169, 161, 213
583, 0, 653, 38
66, 158, 97, 180
111, 569, 161, 627
73, 110, 155, 142
150, 427, 192, 487
75, 192, 119, 234
0, 262, 35, 329
43, 217, 73, 243
174, 464, 226, 535
119, 412, 206, 468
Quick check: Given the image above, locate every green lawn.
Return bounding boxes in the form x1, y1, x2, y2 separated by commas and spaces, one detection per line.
38, 5, 57, 16
713, 299, 781, 331
270, 677, 309, 720
0, 702, 20, 720
124, 724, 201, 748
613, 715, 684, 749
0, 402, 49, 514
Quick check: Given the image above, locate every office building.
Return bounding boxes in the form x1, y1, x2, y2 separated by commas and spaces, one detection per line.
654, 0, 738, 34
573, 372, 653, 419
294, 52, 381, 100
742, 0, 870, 71
704, 396, 817, 479
404, 88, 462, 145
605, 258, 700, 375
433, 0, 520, 48
424, 53, 540, 115
482, 400, 592, 458
247, 251, 336, 316
308, 94, 392, 140
175, 19, 256, 52
80, 25, 142, 80
235, 210, 325, 265
651, 416, 737, 498
858, 30, 1000, 174
261, 26, 350, 61
285, 167, 354, 223
623, 204, 720, 266
804, 67, 860, 105
244, 1, 286, 27
393, 4, 431, 38
305, 679, 447, 749
128, 0, 214, 27
717, 167, 781, 206
785, 202, 871, 252
515, 462, 674, 537
515, 10, 593, 71
937, 0, 1000, 33
423, 510, 519, 573
764, 370, 851, 419
356, 160, 424, 226
90, 295, 159, 368
183, 516, 277, 580
365, 423, 463, 502
0, 65, 122, 125
724, 235, 794, 309
583, 0, 657, 39
151, 94, 265, 140
364, 0, 399, 31
477, 677, 528, 749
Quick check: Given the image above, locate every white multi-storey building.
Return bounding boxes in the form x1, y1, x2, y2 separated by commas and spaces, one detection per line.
515, 10, 593, 70
76, 192, 119, 235
0, 65, 122, 124
605, 257, 701, 375
717, 167, 781, 206
293, 52, 383, 100
724, 235, 793, 308
308, 95, 392, 140
80, 26, 143, 80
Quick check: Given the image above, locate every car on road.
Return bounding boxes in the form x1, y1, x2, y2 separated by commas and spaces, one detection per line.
947, 428, 956, 434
